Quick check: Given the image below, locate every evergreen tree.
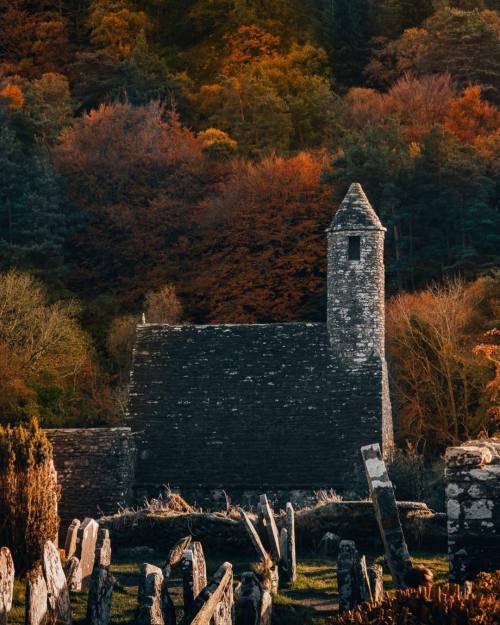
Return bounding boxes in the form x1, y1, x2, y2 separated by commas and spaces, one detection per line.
0, 106, 67, 275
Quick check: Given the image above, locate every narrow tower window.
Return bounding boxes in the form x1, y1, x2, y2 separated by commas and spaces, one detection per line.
348, 235, 361, 261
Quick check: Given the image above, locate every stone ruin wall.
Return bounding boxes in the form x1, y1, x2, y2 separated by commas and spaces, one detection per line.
45, 428, 136, 534
445, 438, 500, 582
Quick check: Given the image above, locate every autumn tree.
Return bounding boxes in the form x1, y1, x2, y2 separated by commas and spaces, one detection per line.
193, 37, 338, 155
189, 151, 332, 322
53, 101, 228, 302
387, 278, 497, 454
0, 270, 114, 426
144, 284, 183, 323
366, 9, 500, 101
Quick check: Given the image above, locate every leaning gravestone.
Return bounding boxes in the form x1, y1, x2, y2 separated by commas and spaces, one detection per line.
0, 547, 14, 625
181, 543, 207, 614
64, 557, 82, 592
87, 566, 114, 625
164, 536, 192, 579
136, 564, 165, 625
43, 540, 72, 625
76, 518, 99, 582
239, 509, 269, 563
95, 529, 112, 568
64, 520, 81, 560
187, 562, 233, 625
25, 566, 48, 625
259, 495, 281, 562
361, 444, 413, 589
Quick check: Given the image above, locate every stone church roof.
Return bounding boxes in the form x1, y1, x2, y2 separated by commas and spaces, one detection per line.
328, 183, 385, 232
127, 322, 383, 494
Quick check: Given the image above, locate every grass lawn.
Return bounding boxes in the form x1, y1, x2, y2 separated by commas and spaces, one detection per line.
9, 550, 448, 625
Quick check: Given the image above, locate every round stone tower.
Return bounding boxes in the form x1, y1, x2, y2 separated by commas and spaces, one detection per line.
326, 182, 386, 362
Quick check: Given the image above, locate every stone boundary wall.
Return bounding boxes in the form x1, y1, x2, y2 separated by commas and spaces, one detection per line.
445, 438, 500, 582
46, 428, 136, 534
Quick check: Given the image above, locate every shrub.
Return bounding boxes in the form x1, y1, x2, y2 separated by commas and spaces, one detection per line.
0, 420, 60, 574
388, 446, 445, 511
328, 574, 500, 625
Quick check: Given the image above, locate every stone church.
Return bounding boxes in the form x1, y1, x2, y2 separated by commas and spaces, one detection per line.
126, 183, 394, 506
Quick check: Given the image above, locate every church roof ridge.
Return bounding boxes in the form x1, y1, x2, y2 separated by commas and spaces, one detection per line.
138, 321, 325, 330
328, 182, 385, 232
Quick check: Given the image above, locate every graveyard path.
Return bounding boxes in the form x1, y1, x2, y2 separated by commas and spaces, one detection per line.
284, 589, 339, 614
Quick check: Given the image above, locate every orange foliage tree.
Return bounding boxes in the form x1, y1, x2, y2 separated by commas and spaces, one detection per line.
53, 101, 229, 303
188, 151, 333, 322
387, 276, 499, 455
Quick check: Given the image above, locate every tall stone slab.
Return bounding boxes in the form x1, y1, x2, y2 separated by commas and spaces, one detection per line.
95, 529, 112, 568
0, 547, 14, 625
336, 540, 359, 613
76, 518, 99, 582
259, 495, 280, 562
42, 541, 72, 625
87, 566, 114, 625
64, 520, 80, 560
361, 443, 412, 588
181, 543, 207, 615
368, 565, 384, 603
239, 509, 269, 562
136, 564, 165, 625
285, 503, 296, 582
25, 566, 49, 625
445, 439, 500, 583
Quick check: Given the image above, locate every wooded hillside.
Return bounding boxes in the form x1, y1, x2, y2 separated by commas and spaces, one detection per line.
0, 1, 498, 452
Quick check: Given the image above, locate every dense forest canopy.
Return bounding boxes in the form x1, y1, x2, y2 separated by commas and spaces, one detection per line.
0, 0, 499, 454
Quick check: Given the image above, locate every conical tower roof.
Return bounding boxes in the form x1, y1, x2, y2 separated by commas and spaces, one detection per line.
328, 183, 385, 232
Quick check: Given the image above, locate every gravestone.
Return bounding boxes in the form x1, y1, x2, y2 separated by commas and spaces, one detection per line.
25, 566, 48, 625
95, 529, 112, 568
361, 444, 412, 588
136, 564, 165, 625
359, 556, 372, 602
43, 540, 72, 625
285, 503, 296, 582
368, 565, 384, 602
239, 509, 269, 562
279, 529, 288, 575
0, 547, 14, 625
259, 590, 272, 625
318, 532, 340, 558
188, 562, 233, 625
181, 543, 207, 614
87, 566, 114, 625
64, 557, 82, 592
259, 496, 280, 562
235, 572, 272, 625
64, 520, 80, 560
337, 540, 370, 612
164, 537, 191, 578
76, 518, 99, 582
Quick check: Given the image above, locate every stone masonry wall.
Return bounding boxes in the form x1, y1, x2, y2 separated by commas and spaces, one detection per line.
445, 438, 500, 582
46, 428, 136, 533
327, 228, 386, 362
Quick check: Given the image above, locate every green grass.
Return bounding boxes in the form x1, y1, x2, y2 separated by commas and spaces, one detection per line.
8, 551, 448, 625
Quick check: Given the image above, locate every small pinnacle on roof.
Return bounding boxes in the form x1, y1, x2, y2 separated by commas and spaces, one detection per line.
328, 182, 385, 232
